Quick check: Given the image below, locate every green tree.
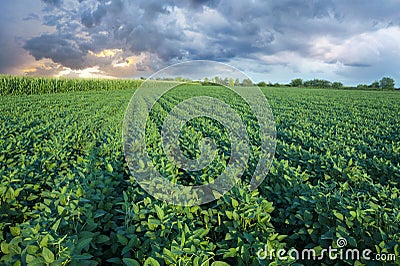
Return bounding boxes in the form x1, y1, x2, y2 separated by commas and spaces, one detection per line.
229, 78, 234, 87
242, 78, 253, 86
213, 76, 222, 85
304, 79, 331, 88
234, 78, 240, 86
369, 81, 379, 89
379, 77, 395, 90
357, 84, 368, 90
332, 82, 343, 89
290, 78, 303, 87
257, 81, 267, 87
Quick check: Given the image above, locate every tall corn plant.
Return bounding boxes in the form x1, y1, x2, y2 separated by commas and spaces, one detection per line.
0, 75, 143, 96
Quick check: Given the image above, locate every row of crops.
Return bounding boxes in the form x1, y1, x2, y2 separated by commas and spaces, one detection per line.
0, 76, 399, 265
0, 75, 142, 96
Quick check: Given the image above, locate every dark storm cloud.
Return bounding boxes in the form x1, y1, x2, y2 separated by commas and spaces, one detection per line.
179, 0, 220, 9
81, 4, 107, 28
344, 63, 371, 68
80, 0, 124, 28
190, 0, 215, 5
139, 0, 170, 16
43, 14, 63, 27
17, 0, 400, 83
23, 34, 87, 69
41, 0, 63, 6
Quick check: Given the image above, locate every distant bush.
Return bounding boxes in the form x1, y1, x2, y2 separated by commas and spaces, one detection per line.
303, 79, 332, 88
290, 78, 303, 87
257, 81, 268, 87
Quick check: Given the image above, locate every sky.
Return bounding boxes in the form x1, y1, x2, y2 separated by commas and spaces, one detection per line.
1, 0, 400, 86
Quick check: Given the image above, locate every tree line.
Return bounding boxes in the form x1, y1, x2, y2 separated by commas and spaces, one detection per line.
149, 76, 398, 90
204, 76, 397, 90
288, 77, 396, 90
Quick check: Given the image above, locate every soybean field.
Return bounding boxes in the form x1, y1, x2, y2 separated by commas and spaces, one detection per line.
0, 77, 399, 265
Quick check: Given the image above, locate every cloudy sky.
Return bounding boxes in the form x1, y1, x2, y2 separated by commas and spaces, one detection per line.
1, 0, 400, 85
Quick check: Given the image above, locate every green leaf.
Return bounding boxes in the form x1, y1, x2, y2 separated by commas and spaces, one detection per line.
1, 242, 9, 254
27, 245, 39, 255
231, 198, 239, 208
211, 262, 230, 266
138, 159, 146, 170
155, 205, 164, 220
96, 235, 110, 244
225, 233, 233, 241
106, 258, 122, 264
123, 191, 128, 202
163, 248, 177, 264
180, 231, 186, 248
72, 254, 94, 260
14, 187, 23, 197
222, 248, 237, 259
107, 163, 113, 173
57, 206, 65, 215
347, 236, 357, 247
27, 257, 46, 266
9, 243, 21, 255
121, 238, 137, 255
39, 235, 49, 248
193, 256, 200, 266
144, 257, 160, 266
123, 258, 140, 266
117, 234, 128, 245
42, 247, 55, 263
333, 211, 344, 221
26, 254, 36, 263
10, 226, 21, 236
304, 210, 313, 221
52, 218, 61, 232
75, 237, 93, 253
94, 209, 107, 219
147, 218, 160, 230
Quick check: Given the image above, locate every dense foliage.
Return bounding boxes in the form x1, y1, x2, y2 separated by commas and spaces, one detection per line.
291, 77, 396, 90
0, 77, 399, 265
0, 75, 142, 96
